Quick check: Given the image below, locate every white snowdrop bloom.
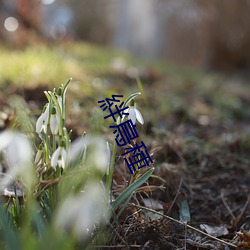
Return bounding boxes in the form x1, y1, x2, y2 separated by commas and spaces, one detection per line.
0, 130, 33, 189
56, 87, 63, 111
57, 95, 63, 111
51, 145, 67, 169
122, 99, 144, 125
67, 136, 87, 164
67, 136, 110, 173
36, 104, 50, 133
50, 106, 60, 135
92, 137, 110, 172
55, 182, 109, 240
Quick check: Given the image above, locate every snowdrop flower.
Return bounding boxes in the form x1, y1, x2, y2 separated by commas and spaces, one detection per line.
36, 103, 50, 133
50, 106, 60, 135
122, 99, 144, 125
91, 137, 110, 172
51, 142, 67, 169
57, 87, 63, 111
0, 130, 33, 190
55, 182, 109, 240
35, 143, 43, 164
67, 135, 110, 173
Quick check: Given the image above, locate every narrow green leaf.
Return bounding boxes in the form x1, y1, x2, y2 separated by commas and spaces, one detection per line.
32, 210, 45, 237
112, 167, 154, 211
112, 192, 133, 225
123, 92, 141, 108
0, 208, 21, 250
179, 199, 191, 222
62, 78, 72, 98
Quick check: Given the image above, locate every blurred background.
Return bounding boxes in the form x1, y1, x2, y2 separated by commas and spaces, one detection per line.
1, 0, 250, 136
1, 0, 250, 73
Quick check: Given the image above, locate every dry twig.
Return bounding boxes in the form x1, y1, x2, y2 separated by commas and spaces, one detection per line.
129, 203, 237, 249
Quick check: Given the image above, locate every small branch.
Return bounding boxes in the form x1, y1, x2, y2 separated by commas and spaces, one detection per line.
129, 203, 237, 249
233, 192, 250, 227
89, 245, 141, 249
221, 190, 236, 221
166, 178, 183, 215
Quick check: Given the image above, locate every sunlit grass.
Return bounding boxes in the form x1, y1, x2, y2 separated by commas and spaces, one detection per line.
0, 44, 85, 86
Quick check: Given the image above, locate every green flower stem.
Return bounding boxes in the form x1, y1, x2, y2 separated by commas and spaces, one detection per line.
52, 134, 56, 152
106, 138, 117, 197
44, 95, 53, 164
61, 78, 71, 126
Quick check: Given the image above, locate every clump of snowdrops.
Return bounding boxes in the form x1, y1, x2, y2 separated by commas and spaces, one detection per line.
0, 79, 154, 249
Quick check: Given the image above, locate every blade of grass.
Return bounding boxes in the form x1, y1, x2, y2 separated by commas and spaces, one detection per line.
112, 192, 133, 225
112, 167, 154, 211
0, 208, 21, 250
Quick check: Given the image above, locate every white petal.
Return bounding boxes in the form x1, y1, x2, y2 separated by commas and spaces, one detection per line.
51, 147, 61, 168
0, 130, 13, 151
6, 133, 32, 170
36, 113, 45, 133
44, 104, 50, 119
35, 150, 42, 164
41, 122, 47, 134
68, 137, 88, 163
121, 107, 129, 121
60, 148, 67, 169
55, 183, 109, 240
0, 131, 33, 190
50, 114, 59, 135
93, 138, 110, 172
128, 107, 136, 125
57, 96, 63, 112
135, 108, 144, 125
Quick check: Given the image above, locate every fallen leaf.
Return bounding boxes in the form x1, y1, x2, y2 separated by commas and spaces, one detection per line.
237, 231, 250, 248
200, 224, 229, 237
143, 198, 163, 210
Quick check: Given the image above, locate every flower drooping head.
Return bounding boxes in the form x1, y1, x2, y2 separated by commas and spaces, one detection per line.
122, 99, 144, 125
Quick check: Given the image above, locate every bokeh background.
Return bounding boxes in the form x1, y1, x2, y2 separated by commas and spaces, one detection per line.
2, 0, 250, 72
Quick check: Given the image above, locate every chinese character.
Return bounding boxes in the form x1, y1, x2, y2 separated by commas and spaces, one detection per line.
98, 95, 128, 122
124, 146, 153, 174
122, 141, 146, 156
98, 95, 123, 110
104, 102, 128, 122
110, 119, 139, 146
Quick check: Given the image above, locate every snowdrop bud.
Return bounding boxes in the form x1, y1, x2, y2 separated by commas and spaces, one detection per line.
36, 103, 50, 134
50, 106, 59, 135
35, 143, 43, 164
54, 182, 109, 240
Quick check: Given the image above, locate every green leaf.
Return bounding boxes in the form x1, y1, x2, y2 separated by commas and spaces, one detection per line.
32, 209, 45, 237
112, 192, 133, 225
0, 207, 21, 250
112, 167, 154, 211
179, 199, 191, 222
